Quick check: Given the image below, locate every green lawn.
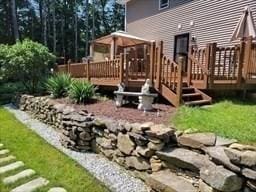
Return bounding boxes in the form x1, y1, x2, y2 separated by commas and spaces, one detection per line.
0, 108, 109, 192
173, 100, 256, 144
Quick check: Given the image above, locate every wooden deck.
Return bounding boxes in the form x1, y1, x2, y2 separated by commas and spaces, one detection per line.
58, 38, 256, 107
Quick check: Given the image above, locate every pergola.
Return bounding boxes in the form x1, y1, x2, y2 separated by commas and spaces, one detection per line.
91, 31, 152, 61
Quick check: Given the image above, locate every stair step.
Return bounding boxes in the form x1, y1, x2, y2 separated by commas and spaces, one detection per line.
184, 99, 211, 106
0, 149, 10, 156
182, 93, 201, 98
0, 155, 16, 164
182, 87, 195, 94
146, 170, 197, 192
3, 169, 36, 185
11, 177, 49, 192
0, 161, 24, 174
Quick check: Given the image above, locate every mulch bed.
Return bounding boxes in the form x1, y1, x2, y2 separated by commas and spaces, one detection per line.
54, 98, 176, 125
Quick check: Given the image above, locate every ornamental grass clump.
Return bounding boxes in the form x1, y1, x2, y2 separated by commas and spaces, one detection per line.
69, 80, 95, 104
46, 73, 72, 98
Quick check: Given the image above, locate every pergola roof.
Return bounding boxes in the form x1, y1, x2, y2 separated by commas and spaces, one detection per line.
93, 31, 152, 47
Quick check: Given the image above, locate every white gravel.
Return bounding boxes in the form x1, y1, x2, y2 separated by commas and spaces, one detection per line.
4, 104, 150, 192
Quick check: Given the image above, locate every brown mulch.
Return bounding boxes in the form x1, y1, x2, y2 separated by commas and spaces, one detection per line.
54, 98, 176, 125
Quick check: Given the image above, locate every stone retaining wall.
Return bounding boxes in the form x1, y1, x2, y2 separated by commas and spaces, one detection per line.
19, 95, 256, 192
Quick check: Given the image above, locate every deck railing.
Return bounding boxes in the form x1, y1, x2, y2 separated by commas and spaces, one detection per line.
188, 38, 256, 88
57, 57, 122, 81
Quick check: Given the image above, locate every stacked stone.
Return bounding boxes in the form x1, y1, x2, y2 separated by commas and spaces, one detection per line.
60, 110, 95, 152
19, 95, 256, 192
19, 95, 64, 129
92, 119, 175, 175
148, 133, 256, 192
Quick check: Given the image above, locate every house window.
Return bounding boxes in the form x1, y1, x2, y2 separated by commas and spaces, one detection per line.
159, 0, 169, 10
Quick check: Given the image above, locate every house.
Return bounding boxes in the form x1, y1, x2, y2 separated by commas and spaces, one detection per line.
126, 0, 256, 62
58, 0, 256, 107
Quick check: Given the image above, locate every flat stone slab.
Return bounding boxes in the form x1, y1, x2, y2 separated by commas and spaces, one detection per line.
229, 143, 256, 151
0, 155, 16, 164
215, 136, 237, 146
0, 161, 24, 174
200, 164, 243, 192
11, 177, 49, 192
0, 149, 10, 155
146, 170, 197, 192
3, 169, 36, 185
48, 187, 67, 192
205, 146, 241, 173
224, 148, 256, 167
178, 133, 216, 149
156, 148, 212, 173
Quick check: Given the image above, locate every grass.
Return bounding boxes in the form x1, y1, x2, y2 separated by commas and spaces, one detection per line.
173, 100, 256, 144
0, 108, 109, 192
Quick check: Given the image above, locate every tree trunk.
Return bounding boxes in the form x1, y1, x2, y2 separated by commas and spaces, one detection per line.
74, 0, 78, 62
10, 0, 19, 41
85, 0, 89, 57
52, 0, 56, 54
42, 0, 47, 46
92, 0, 95, 41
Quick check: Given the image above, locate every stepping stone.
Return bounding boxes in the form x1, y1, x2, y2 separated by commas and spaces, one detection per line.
3, 169, 36, 185
0, 149, 10, 155
0, 161, 24, 174
11, 177, 49, 192
0, 155, 16, 164
48, 187, 67, 192
146, 170, 197, 192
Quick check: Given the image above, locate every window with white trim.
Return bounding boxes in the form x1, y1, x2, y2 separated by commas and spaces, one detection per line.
159, 0, 169, 10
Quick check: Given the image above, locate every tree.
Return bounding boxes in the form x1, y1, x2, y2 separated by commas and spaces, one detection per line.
1, 39, 55, 93
10, 0, 19, 41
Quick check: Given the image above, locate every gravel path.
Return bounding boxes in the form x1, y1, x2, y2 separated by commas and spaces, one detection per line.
4, 104, 150, 192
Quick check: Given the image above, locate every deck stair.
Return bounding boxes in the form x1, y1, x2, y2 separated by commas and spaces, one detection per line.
182, 85, 212, 106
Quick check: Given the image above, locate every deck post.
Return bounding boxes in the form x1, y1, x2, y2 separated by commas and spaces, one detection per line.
149, 41, 156, 85
243, 36, 253, 80
209, 43, 217, 88
237, 41, 245, 86
204, 44, 211, 89
187, 46, 193, 86
86, 59, 91, 81
67, 59, 71, 73
125, 53, 129, 85
119, 53, 124, 83
177, 57, 184, 106
156, 41, 163, 90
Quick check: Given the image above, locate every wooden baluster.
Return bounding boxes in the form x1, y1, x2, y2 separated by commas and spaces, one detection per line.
176, 57, 184, 107
237, 41, 245, 85
156, 41, 163, 90
244, 37, 253, 80
169, 62, 173, 88
187, 46, 193, 86
87, 60, 90, 81
120, 55, 124, 82
166, 59, 170, 86
209, 43, 217, 88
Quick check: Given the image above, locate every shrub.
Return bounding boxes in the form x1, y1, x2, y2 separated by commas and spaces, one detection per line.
0, 39, 55, 93
69, 80, 95, 104
45, 73, 72, 98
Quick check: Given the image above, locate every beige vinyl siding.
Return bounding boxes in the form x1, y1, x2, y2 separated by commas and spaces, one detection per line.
127, 0, 256, 59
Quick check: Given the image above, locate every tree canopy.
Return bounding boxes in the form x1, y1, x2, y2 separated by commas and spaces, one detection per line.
0, 0, 125, 61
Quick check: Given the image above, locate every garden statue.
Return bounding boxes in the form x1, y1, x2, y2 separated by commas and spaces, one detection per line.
138, 79, 155, 111
115, 83, 125, 107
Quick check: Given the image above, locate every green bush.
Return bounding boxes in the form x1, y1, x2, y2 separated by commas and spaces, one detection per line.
45, 73, 72, 98
69, 80, 95, 104
0, 39, 55, 93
